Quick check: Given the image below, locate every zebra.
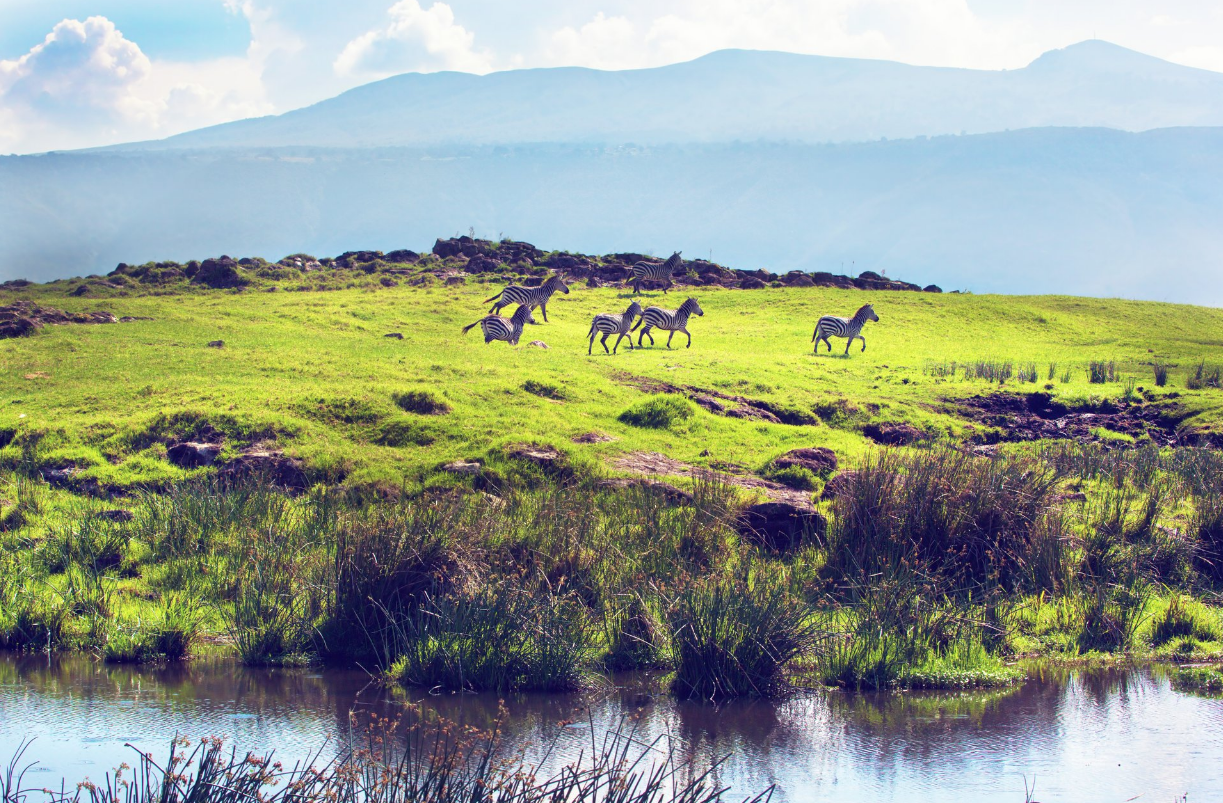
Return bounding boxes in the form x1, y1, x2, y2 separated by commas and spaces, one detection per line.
631, 251, 683, 295
482, 275, 569, 322
587, 301, 644, 355
813, 303, 880, 355
633, 297, 704, 349
462, 304, 535, 345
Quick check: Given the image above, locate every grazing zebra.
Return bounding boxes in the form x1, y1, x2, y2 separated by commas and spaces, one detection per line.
587, 301, 644, 355
631, 251, 683, 295
462, 304, 534, 345
483, 275, 569, 322
634, 297, 704, 349
813, 303, 880, 355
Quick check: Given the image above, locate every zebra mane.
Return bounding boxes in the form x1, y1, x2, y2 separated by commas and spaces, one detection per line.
510, 305, 533, 323
679, 297, 699, 312
661, 251, 683, 271
855, 304, 874, 318
545, 274, 566, 287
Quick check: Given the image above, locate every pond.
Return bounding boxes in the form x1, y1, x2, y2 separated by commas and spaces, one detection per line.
1, 653, 1220, 801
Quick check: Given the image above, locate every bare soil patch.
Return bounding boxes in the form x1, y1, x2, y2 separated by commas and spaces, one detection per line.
953, 391, 1181, 446
612, 451, 817, 510
613, 372, 818, 426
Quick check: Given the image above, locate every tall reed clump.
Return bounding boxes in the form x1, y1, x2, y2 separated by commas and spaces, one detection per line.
324, 501, 470, 665
1152, 362, 1168, 387
666, 572, 824, 699
387, 582, 591, 692
1088, 360, 1117, 384
822, 448, 1070, 595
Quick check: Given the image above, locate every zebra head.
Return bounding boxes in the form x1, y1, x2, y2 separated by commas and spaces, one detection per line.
682, 297, 704, 316
625, 301, 644, 318
859, 303, 879, 322
511, 305, 535, 327
546, 274, 570, 294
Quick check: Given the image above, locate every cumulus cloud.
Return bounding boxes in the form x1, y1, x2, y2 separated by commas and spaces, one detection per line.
0, 17, 157, 133
334, 0, 494, 78
0, 15, 276, 153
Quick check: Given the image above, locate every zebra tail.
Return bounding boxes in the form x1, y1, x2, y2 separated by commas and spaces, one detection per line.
587, 320, 596, 338
482, 290, 503, 303
631, 317, 643, 331
462, 320, 481, 335
812, 326, 818, 342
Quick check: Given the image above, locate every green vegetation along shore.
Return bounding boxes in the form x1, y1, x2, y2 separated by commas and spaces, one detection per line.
2, 241, 1223, 697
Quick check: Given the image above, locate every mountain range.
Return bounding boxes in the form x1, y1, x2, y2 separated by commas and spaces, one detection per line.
4, 40, 1222, 304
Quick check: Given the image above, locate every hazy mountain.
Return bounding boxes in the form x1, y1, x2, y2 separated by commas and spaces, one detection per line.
6, 127, 1223, 304
97, 41, 1223, 151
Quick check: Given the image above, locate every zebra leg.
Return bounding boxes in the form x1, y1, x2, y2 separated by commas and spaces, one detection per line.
859, 335, 867, 352
632, 278, 641, 295
537, 303, 548, 324
601, 333, 612, 354
666, 330, 675, 348
588, 331, 595, 355
638, 326, 654, 346
825, 337, 832, 353
683, 327, 692, 348
844, 338, 852, 355
612, 333, 625, 354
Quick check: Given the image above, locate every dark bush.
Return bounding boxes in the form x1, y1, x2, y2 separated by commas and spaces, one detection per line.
392, 390, 451, 415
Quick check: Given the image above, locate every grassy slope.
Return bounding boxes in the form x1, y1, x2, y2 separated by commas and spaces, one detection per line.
5, 281, 1223, 489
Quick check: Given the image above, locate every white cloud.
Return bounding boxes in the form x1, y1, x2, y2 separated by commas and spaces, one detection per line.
334, 0, 493, 78
0, 15, 277, 153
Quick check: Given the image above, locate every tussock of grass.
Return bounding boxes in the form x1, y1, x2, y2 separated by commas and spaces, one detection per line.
618, 395, 694, 429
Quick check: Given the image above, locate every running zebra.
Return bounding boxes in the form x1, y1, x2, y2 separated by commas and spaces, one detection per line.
587, 301, 644, 355
813, 303, 879, 355
462, 304, 534, 345
482, 275, 570, 322
631, 251, 683, 295
634, 297, 704, 349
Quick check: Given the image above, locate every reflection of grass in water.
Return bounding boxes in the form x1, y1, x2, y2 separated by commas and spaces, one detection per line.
830, 682, 1025, 731
1171, 664, 1223, 697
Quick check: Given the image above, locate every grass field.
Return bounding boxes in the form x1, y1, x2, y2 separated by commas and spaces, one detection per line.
5, 279, 1223, 491
4, 273, 1223, 695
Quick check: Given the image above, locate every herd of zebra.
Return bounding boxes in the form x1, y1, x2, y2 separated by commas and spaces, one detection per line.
462, 251, 880, 355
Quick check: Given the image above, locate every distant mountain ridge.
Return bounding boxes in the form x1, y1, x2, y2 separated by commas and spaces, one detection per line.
100, 40, 1223, 151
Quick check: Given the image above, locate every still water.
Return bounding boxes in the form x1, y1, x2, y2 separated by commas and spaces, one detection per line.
1, 653, 1221, 802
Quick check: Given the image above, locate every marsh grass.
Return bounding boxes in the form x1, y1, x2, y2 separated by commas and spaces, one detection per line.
1, 715, 772, 803
1153, 362, 1169, 387
1088, 360, 1117, 384
666, 572, 824, 699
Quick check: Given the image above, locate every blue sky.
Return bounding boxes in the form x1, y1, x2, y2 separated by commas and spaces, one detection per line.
2, 0, 1222, 154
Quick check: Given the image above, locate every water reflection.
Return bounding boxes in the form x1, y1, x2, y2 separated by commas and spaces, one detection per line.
2, 653, 1221, 802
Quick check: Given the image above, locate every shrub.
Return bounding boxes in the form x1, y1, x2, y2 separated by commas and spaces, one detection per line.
666, 574, 823, 699
618, 395, 694, 429
1153, 363, 1169, 387
392, 390, 451, 415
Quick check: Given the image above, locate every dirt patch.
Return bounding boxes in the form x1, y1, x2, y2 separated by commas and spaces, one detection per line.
1, 301, 128, 339
614, 372, 818, 426
953, 391, 1181, 446
612, 451, 817, 510
862, 422, 926, 446
572, 431, 616, 444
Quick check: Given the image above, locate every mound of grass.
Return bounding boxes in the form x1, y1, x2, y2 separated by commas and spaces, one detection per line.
618, 395, 694, 429
523, 379, 566, 400
372, 419, 435, 447
392, 389, 450, 415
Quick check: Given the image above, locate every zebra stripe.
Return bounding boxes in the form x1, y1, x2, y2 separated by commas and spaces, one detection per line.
462, 304, 535, 345
483, 275, 570, 322
635, 297, 704, 349
587, 301, 643, 355
631, 251, 683, 295
813, 303, 880, 355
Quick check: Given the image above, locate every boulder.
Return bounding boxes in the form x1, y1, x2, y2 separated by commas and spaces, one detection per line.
192, 257, 247, 289
773, 447, 838, 475
384, 332, 404, 339
384, 249, 420, 263
736, 502, 826, 553
166, 441, 221, 468
739, 277, 767, 290
432, 238, 464, 258
785, 274, 815, 288
207, 340, 224, 348
379, 277, 398, 287
0, 316, 39, 339
442, 460, 482, 474
923, 284, 943, 293
444, 275, 466, 286
465, 255, 502, 274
